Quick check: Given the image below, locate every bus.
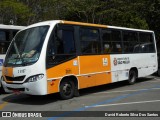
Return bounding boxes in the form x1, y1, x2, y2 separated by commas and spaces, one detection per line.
1, 20, 157, 99
0, 24, 25, 92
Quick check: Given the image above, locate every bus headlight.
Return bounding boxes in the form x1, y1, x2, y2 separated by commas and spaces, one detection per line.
25, 74, 44, 83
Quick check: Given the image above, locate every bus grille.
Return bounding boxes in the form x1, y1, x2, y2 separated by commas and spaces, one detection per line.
7, 87, 25, 91
5, 75, 26, 82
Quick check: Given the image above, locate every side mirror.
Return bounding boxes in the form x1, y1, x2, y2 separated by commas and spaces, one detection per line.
48, 48, 55, 60
48, 47, 54, 56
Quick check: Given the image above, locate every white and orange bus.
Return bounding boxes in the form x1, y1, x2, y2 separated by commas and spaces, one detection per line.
1, 20, 157, 99
0, 25, 25, 92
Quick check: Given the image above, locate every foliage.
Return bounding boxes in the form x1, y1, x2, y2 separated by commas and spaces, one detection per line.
0, 0, 32, 25
0, 0, 160, 40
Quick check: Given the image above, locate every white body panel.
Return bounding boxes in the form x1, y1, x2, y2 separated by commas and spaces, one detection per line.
2, 58, 47, 95
1, 22, 58, 95
110, 53, 157, 83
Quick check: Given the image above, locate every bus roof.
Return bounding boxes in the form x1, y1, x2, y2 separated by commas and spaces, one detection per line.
25, 20, 154, 33
0, 24, 25, 30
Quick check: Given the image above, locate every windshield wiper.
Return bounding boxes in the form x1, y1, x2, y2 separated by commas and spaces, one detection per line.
13, 39, 25, 66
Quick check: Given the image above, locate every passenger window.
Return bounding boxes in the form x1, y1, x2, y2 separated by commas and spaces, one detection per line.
0, 31, 6, 41
80, 28, 100, 54
102, 29, 122, 54
123, 31, 139, 53
139, 33, 155, 53
56, 30, 75, 54
0, 30, 10, 54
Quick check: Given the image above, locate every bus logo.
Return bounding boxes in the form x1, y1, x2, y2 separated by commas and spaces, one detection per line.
113, 58, 117, 66
103, 58, 108, 66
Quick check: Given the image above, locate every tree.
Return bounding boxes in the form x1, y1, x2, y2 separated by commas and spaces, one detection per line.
97, 0, 148, 29
62, 0, 101, 23
0, 0, 160, 42
0, 0, 32, 25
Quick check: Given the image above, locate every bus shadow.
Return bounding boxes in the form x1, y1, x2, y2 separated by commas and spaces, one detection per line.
2, 77, 154, 105
2, 93, 60, 105
79, 77, 154, 96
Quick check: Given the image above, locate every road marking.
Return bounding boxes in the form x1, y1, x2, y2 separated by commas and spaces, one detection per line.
85, 99, 160, 108
0, 101, 8, 110
93, 87, 160, 94
48, 85, 160, 120
145, 80, 160, 83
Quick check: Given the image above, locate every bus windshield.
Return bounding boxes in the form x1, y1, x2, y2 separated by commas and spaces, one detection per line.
4, 25, 49, 66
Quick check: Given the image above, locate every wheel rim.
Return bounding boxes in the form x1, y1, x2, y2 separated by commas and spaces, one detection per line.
62, 83, 72, 96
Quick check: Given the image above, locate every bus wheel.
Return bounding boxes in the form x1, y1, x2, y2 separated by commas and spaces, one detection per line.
59, 80, 75, 100
0, 83, 5, 94
157, 68, 160, 76
128, 70, 137, 85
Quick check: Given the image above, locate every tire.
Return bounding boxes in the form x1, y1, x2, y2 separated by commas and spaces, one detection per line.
128, 70, 137, 85
0, 83, 5, 94
157, 68, 160, 76
59, 80, 75, 100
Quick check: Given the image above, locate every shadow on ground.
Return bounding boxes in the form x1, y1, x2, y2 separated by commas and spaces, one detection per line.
1, 77, 154, 105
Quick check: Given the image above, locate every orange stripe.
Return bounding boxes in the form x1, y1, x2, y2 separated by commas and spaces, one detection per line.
62, 20, 107, 28
47, 58, 79, 79
78, 72, 111, 89
2, 67, 13, 77
2, 67, 13, 83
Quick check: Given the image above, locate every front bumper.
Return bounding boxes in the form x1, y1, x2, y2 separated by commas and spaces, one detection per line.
1, 79, 47, 95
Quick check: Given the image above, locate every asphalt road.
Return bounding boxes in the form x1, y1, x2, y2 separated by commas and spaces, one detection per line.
0, 76, 160, 120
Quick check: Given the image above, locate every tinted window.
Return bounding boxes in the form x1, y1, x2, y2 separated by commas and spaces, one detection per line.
5, 26, 49, 66
0, 31, 6, 41
102, 29, 122, 53
46, 25, 76, 68
0, 30, 10, 54
138, 32, 155, 53
56, 30, 75, 54
123, 31, 139, 53
80, 28, 100, 54
13, 30, 19, 37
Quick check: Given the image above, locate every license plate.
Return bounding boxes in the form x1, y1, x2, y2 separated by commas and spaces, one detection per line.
13, 90, 21, 94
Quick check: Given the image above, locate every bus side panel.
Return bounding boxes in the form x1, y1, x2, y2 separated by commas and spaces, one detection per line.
46, 58, 79, 94
110, 54, 130, 82
110, 53, 157, 82
46, 58, 79, 79
78, 72, 111, 89
78, 55, 112, 88
79, 55, 111, 74
134, 53, 157, 77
